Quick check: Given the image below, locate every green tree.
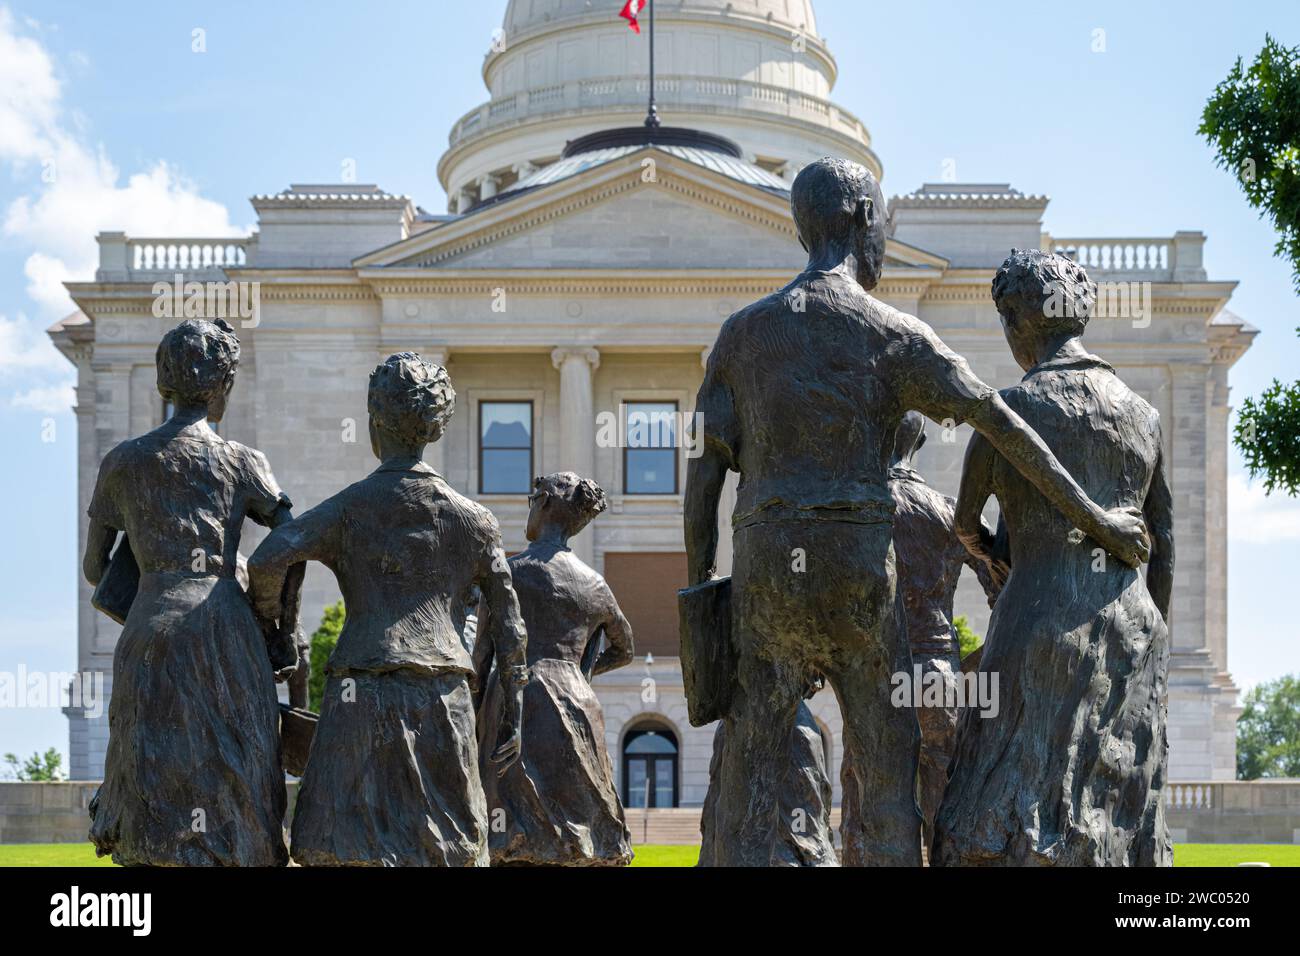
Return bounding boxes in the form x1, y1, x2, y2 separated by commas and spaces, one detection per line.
308, 601, 345, 713
954, 615, 982, 659
1237, 674, 1300, 779
1200, 34, 1300, 291
3, 748, 65, 781
1201, 35, 1300, 495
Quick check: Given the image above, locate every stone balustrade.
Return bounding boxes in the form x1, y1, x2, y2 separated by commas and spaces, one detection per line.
448, 73, 868, 148
1046, 231, 1207, 282
93, 231, 255, 282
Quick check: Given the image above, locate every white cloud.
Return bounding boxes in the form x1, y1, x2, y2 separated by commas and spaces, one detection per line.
0, 6, 244, 318
10, 381, 74, 414
1228, 471, 1300, 545
0, 312, 64, 374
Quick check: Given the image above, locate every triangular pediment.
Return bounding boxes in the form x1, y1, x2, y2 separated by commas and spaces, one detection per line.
356, 148, 805, 271
354, 147, 950, 276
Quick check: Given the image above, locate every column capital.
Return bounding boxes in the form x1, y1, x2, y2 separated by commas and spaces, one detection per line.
551, 346, 600, 371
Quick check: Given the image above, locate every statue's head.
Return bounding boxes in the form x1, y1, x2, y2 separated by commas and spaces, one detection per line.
526, 471, 607, 543
992, 249, 1096, 372
890, 410, 926, 470
367, 352, 456, 459
791, 157, 886, 290
155, 318, 241, 422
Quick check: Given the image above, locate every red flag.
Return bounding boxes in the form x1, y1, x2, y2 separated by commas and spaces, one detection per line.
620, 0, 647, 33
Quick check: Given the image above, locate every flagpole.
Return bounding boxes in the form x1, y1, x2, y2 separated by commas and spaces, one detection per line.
645, 0, 660, 128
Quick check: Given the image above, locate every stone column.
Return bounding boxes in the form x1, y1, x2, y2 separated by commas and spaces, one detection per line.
424, 348, 450, 480
478, 174, 499, 202
552, 346, 601, 563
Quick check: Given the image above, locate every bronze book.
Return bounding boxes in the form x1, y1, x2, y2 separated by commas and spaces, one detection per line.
676, 576, 735, 727
91, 533, 139, 626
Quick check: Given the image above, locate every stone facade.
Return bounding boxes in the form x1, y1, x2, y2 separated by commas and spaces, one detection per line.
51, 0, 1252, 796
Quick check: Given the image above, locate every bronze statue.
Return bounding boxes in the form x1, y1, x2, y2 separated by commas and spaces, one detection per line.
698, 679, 836, 867
83, 319, 292, 866
684, 157, 1152, 866
475, 472, 634, 866
248, 353, 527, 867
933, 250, 1174, 866
841, 412, 1003, 853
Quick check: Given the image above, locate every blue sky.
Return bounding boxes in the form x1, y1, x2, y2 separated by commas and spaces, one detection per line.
0, 0, 1297, 770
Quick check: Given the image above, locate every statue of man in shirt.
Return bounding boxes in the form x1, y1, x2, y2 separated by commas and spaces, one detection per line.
685, 157, 1151, 866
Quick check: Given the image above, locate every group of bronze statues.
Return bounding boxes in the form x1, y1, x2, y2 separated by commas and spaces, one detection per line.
83, 155, 1172, 867
683, 158, 1171, 866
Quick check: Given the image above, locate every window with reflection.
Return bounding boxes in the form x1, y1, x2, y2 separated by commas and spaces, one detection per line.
622, 726, 678, 808
479, 401, 533, 494
624, 401, 678, 494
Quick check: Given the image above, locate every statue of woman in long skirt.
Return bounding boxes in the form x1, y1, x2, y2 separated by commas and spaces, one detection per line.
475, 472, 635, 866
84, 319, 294, 866
933, 250, 1173, 867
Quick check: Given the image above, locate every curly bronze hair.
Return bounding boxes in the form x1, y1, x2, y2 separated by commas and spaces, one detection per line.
992, 248, 1097, 338
155, 319, 241, 407
532, 471, 607, 537
368, 352, 456, 447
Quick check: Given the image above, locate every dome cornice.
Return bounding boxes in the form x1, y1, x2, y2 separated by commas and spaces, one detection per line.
484, 9, 837, 92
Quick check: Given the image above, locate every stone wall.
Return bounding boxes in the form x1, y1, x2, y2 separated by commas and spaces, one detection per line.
5, 781, 1297, 847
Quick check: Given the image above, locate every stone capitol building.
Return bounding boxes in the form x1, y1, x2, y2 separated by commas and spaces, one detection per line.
52, 0, 1253, 809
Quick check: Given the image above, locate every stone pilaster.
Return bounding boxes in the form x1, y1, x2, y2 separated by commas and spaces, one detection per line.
1165, 362, 1219, 781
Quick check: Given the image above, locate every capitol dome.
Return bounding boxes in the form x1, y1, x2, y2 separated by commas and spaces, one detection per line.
439, 0, 878, 212
504, 0, 818, 38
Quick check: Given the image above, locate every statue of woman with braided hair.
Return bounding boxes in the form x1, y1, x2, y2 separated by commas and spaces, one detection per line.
249, 353, 528, 867
475, 472, 635, 866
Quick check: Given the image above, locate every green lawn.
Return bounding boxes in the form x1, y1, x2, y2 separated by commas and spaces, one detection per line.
1172, 843, 1300, 867
1, 842, 1294, 868
629, 844, 701, 867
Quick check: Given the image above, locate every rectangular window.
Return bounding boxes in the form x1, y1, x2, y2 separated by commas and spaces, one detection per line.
624, 401, 678, 494
479, 401, 533, 494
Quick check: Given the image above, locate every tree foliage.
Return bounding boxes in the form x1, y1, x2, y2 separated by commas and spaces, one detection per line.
3, 748, 65, 781
1236, 674, 1300, 779
308, 601, 344, 713
954, 615, 982, 659
1200, 34, 1300, 291
1202, 35, 1300, 496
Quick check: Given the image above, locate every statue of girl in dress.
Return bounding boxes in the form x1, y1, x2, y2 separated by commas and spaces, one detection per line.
249, 353, 528, 867
933, 250, 1174, 866
84, 319, 294, 866
475, 472, 635, 866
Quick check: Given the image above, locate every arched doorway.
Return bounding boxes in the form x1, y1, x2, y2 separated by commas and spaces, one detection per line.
622, 726, 678, 808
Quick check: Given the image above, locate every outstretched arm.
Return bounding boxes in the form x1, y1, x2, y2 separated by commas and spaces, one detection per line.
247, 499, 340, 635
476, 535, 527, 773
954, 432, 1009, 605
893, 318, 1149, 568
1144, 445, 1175, 623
